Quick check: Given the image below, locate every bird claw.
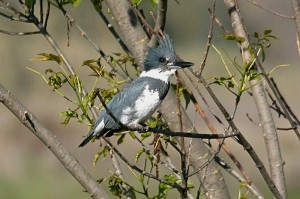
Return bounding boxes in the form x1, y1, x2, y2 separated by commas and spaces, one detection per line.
127, 124, 148, 132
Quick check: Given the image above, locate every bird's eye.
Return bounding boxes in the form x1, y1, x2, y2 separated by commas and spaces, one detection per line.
159, 57, 166, 63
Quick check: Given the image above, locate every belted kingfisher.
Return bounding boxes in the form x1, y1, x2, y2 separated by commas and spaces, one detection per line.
79, 34, 193, 147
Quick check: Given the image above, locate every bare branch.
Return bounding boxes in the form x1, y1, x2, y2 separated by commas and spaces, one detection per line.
0, 84, 110, 199
0, 29, 40, 35
244, 0, 294, 19
63, 13, 129, 80
148, 0, 168, 47
269, 78, 300, 131
185, 84, 251, 181
44, 0, 50, 28
223, 0, 286, 197
103, 138, 185, 190
104, 0, 148, 69
192, 71, 282, 199
199, 0, 216, 73
216, 157, 264, 199
89, 0, 131, 54
109, 149, 135, 198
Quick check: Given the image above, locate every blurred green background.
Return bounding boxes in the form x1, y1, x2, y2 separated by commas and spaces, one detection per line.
1, 0, 300, 198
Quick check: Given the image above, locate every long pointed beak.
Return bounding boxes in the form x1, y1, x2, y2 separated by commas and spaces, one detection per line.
173, 61, 194, 68
167, 60, 194, 69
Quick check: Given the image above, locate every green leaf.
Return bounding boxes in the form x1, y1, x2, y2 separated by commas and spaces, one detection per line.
60, 116, 70, 125
131, 0, 141, 6
59, 108, 78, 125
150, 0, 158, 8
81, 94, 90, 111
90, 0, 103, 11
187, 180, 194, 189
63, 0, 81, 7
80, 113, 87, 121
135, 148, 145, 163
76, 120, 83, 124
25, 0, 36, 10
156, 175, 177, 198
47, 73, 65, 89
33, 53, 63, 64
261, 46, 266, 62
141, 131, 152, 140
108, 175, 123, 197
227, 80, 234, 89
182, 88, 191, 109
74, 75, 83, 95
249, 71, 261, 81
117, 134, 126, 145
222, 34, 245, 43
264, 29, 272, 35
253, 32, 259, 38
93, 146, 111, 166
97, 178, 106, 184
128, 131, 136, 139
147, 116, 157, 128
266, 35, 278, 40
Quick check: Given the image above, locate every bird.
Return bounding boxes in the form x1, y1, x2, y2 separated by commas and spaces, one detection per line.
79, 34, 194, 147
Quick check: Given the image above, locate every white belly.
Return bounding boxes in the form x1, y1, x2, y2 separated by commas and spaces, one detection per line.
120, 85, 161, 124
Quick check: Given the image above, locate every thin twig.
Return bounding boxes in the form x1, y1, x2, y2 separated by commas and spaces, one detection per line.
135, 137, 182, 176
0, 0, 27, 19
99, 11, 131, 54
199, 0, 216, 74
0, 11, 27, 22
266, 88, 286, 118
270, 78, 300, 126
182, 81, 251, 181
0, 29, 40, 35
148, 0, 168, 47
44, 0, 50, 28
215, 156, 264, 199
223, 0, 286, 197
244, 0, 294, 19
63, 13, 129, 80
39, 0, 43, 24
192, 71, 282, 198
103, 138, 185, 190
109, 149, 135, 198
176, 73, 188, 199
251, 44, 300, 142
187, 141, 223, 178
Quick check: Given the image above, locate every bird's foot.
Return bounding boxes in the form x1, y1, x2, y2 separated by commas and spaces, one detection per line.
127, 124, 149, 132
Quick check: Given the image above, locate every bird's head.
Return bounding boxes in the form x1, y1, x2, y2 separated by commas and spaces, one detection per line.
144, 34, 194, 74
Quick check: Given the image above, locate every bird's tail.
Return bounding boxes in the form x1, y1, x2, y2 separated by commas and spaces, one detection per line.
78, 131, 95, 147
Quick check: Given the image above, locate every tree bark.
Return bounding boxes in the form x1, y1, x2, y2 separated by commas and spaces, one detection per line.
223, 0, 286, 198
160, 91, 230, 199
104, 0, 148, 68
0, 84, 110, 199
104, 0, 230, 198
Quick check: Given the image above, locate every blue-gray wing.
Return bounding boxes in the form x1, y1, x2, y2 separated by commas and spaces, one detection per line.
78, 77, 169, 147
97, 76, 169, 131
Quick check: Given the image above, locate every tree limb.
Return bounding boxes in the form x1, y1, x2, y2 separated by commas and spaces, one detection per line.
223, 0, 286, 198
0, 84, 110, 199
104, 0, 148, 68
104, 0, 230, 197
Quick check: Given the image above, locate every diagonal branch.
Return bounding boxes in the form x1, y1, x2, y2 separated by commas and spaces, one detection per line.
223, 0, 286, 198
197, 73, 282, 199
104, 0, 231, 197
0, 84, 110, 199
